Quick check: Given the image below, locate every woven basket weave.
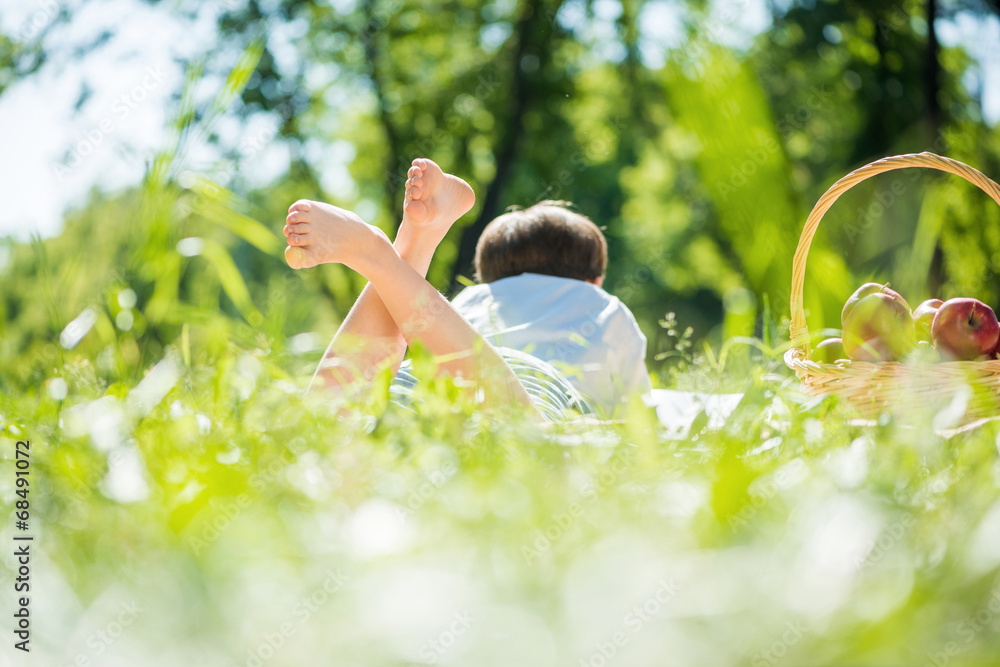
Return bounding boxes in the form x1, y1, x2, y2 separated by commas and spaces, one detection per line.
784, 152, 1000, 417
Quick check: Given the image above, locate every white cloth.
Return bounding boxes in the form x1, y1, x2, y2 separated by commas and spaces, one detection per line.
645, 390, 744, 439
451, 273, 652, 415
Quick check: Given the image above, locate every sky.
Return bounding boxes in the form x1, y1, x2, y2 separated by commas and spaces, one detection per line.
0, 0, 997, 241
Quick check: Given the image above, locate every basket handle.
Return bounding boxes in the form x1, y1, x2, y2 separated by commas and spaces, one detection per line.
789, 152, 1000, 357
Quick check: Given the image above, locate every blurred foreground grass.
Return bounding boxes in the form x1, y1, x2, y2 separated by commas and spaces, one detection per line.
3, 344, 1000, 667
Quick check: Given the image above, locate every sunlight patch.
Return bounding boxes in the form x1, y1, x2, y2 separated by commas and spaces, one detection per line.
126, 355, 182, 417
47, 377, 68, 401
100, 446, 151, 504
60, 306, 98, 349
932, 385, 972, 431
176, 236, 204, 257
783, 496, 882, 617
345, 499, 414, 559
965, 499, 1000, 576
61, 396, 124, 451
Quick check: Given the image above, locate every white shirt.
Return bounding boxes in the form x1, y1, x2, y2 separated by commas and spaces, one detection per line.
451, 273, 652, 415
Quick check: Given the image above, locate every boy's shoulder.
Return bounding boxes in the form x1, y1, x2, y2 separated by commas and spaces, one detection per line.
453, 273, 641, 329
456, 272, 612, 303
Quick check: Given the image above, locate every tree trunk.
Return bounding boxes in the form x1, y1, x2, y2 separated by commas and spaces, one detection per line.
361, 0, 404, 227
447, 2, 538, 291
926, 0, 943, 295
925, 0, 940, 137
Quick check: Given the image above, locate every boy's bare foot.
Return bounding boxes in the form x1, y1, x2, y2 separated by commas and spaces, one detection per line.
283, 200, 391, 271
400, 158, 475, 246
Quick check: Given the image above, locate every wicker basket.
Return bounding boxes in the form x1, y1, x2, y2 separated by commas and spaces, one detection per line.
784, 152, 1000, 417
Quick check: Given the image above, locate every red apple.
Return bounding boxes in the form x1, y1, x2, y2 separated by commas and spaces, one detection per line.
842, 282, 911, 328
811, 337, 847, 364
931, 298, 1000, 360
842, 292, 916, 361
913, 298, 943, 342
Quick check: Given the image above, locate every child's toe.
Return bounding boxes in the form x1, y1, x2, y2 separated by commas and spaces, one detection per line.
288, 200, 312, 214
404, 199, 428, 222
288, 232, 309, 246
407, 185, 423, 200
407, 165, 421, 178
287, 210, 309, 224
285, 245, 306, 269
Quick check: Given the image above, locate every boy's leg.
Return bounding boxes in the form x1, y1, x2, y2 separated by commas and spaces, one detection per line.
284, 199, 539, 415
285, 159, 474, 392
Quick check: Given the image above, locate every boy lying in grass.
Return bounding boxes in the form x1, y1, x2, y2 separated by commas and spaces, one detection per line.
282, 159, 651, 420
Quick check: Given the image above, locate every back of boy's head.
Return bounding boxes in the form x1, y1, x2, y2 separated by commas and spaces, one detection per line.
474, 200, 607, 284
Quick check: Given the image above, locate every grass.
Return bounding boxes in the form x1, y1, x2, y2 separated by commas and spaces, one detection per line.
3, 336, 1000, 667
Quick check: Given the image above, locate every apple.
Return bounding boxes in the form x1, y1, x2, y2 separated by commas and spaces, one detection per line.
931, 298, 1000, 360
842, 282, 911, 328
842, 292, 916, 361
811, 337, 847, 364
913, 298, 943, 342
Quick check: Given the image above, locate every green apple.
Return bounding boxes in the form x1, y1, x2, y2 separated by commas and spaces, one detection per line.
811, 337, 847, 364
842, 292, 916, 361
842, 282, 911, 329
912, 299, 943, 343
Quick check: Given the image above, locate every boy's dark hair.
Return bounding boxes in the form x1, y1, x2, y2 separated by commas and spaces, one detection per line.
474, 201, 607, 284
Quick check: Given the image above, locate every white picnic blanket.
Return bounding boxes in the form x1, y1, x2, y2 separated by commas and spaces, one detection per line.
646, 389, 745, 439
